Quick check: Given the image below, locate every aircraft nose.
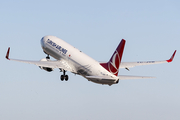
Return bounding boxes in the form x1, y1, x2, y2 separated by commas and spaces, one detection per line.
41, 36, 46, 48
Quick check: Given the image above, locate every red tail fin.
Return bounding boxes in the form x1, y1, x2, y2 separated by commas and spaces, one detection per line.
100, 39, 126, 76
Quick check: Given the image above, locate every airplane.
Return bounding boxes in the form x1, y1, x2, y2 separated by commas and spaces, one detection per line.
5, 36, 176, 86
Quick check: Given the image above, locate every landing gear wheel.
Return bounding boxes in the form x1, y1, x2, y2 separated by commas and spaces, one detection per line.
46, 55, 50, 59
65, 75, 69, 81
61, 75, 64, 81
60, 70, 69, 81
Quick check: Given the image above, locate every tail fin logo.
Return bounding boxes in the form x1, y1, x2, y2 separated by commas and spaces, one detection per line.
108, 50, 120, 75
100, 39, 125, 76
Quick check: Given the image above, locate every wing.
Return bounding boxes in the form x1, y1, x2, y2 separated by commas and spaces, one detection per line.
120, 50, 176, 70
5, 47, 74, 72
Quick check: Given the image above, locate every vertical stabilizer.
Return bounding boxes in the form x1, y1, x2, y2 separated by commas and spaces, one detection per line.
100, 39, 126, 76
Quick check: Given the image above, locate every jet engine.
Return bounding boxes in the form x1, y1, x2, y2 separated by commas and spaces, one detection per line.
39, 58, 54, 72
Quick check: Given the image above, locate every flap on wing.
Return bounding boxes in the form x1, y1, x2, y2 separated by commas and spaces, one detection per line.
10, 59, 74, 72
118, 75, 155, 80
120, 61, 167, 69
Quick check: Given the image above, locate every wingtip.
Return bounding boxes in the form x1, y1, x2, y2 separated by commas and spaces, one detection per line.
122, 39, 126, 42
166, 50, 176, 63
6, 47, 10, 60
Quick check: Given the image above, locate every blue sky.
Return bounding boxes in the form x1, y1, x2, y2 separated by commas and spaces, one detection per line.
1, 0, 180, 120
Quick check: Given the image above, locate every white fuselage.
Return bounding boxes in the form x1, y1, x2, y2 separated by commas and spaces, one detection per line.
41, 36, 119, 85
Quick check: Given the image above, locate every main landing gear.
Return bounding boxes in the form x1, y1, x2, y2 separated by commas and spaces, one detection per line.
60, 69, 69, 81
45, 54, 69, 81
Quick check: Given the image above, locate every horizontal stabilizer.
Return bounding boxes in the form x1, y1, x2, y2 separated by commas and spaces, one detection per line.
118, 75, 155, 80
86, 76, 116, 81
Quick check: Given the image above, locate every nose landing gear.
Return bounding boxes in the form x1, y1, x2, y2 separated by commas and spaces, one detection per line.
46, 54, 50, 59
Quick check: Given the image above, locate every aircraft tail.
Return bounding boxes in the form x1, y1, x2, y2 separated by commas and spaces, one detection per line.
100, 39, 126, 76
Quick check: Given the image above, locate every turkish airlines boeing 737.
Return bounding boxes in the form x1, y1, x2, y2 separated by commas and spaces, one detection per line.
6, 36, 176, 86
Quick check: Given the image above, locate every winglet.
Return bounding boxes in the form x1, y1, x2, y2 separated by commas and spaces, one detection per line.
6, 47, 10, 60
166, 50, 177, 63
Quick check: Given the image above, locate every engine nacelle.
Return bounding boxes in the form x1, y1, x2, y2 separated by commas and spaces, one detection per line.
39, 58, 54, 72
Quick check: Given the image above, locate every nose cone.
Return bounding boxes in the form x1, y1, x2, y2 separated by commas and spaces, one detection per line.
41, 35, 57, 49
41, 37, 46, 49
41, 36, 51, 48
